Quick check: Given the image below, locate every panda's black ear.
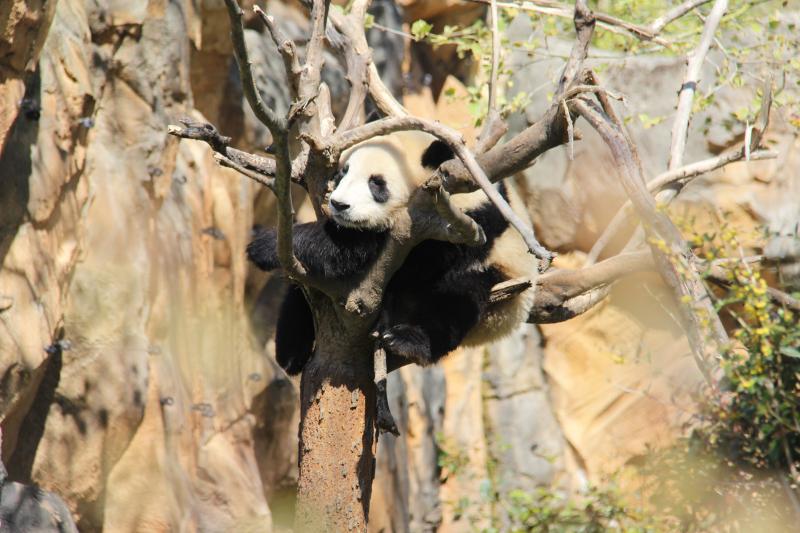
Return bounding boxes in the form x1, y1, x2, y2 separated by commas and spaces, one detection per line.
421, 140, 454, 170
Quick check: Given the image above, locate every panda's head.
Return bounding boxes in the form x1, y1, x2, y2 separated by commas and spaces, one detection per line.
328, 131, 454, 231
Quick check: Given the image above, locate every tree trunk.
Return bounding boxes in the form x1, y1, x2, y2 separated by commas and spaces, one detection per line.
294, 301, 377, 531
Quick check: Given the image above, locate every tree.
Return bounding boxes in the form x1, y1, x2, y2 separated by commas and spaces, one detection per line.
169, 0, 797, 529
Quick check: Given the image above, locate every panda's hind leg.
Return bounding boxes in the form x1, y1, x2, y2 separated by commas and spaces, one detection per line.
379, 268, 501, 366
380, 324, 434, 366
275, 284, 315, 375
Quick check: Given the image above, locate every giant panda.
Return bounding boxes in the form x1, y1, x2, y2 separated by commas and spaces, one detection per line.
247, 130, 537, 375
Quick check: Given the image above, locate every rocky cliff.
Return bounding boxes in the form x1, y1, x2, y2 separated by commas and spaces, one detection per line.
1, 1, 798, 532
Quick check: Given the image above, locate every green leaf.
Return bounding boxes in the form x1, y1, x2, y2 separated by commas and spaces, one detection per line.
410, 19, 432, 41
780, 346, 800, 359
363, 13, 374, 30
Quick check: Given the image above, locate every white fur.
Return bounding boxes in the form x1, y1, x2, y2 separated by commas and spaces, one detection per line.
330, 131, 538, 346
329, 131, 434, 230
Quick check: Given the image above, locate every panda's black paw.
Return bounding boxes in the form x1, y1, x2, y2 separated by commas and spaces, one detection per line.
381, 325, 434, 366
375, 379, 399, 436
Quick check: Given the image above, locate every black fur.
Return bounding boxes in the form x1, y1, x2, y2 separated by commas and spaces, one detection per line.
420, 140, 455, 169
248, 184, 511, 375
368, 175, 389, 203
275, 284, 315, 375
248, 220, 387, 280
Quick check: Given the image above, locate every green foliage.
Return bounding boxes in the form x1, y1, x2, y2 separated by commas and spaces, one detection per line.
492, 486, 665, 533
690, 223, 800, 472
399, 0, 799, 134
636, 220, 800, 530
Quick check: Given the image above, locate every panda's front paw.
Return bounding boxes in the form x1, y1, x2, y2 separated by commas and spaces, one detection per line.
381, 325, 434, 366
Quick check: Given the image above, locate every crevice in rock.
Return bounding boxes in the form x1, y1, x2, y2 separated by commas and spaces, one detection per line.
6, 330, 64, 484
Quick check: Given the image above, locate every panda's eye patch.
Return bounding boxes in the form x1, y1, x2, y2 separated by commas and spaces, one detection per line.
368, 174, 389, 203
334, 162, 349, 184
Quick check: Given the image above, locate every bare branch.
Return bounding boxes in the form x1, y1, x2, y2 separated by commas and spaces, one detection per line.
489, 277, 533, 304
586, 148, 778, 264
213, 153, 275, 190
668, 0, 729, 170
223, 0, 303, 280
367, 63, 409, 117
574, 97, 728, 387
325, 5, 409, 120
487, 0, 501, 116
474, 117, 508, 154
441, 102, 579, 191
324, 3, 372, 130
223, 0, 287, 135
330, 116, 555, 268
422, 176, 487, 246
254, 6, 302, 97
648, 0, 712, 34
167, 119, 281, 180
530, 250, 653, 322
555, 0, 595, 101
466, 0, 670, 47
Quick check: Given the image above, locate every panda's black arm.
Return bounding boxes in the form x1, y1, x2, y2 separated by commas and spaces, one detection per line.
248, 222, 387, 280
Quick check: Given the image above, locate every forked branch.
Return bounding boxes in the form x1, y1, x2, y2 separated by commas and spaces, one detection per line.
574, 97, 729, 386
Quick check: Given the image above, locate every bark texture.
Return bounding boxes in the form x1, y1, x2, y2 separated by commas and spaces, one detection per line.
1, 1, 799, 532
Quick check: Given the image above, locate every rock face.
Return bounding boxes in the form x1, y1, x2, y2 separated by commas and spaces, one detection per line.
1, 1, 798, 532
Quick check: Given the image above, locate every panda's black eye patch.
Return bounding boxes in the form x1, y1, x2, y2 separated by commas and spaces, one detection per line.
334, 162, 350, 184
368, 174, 389, 203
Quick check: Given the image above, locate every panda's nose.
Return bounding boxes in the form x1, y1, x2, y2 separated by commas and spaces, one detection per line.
331, 199, 350, 212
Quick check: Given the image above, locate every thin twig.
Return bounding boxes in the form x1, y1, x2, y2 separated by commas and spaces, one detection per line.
167, 119, 286, 182
213, 153, 275, 190
465, 0, 671, 47
667, 0, 729, 170
487, 0, 501, 115
648, 0, 712, 34
586, 148, 778, 264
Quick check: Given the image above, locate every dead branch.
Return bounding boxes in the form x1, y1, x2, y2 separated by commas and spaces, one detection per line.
475, 116, 508, 154
668, 0, 729, 170
586, 148, 778, 264
555, 0, 594, 100
254, 6, 302, 98
327, 2, 372, 130
574, 96, 728, 387
223, 0, 287, 135
435, 2, 594, 193
489, 277, 533, 304
328, 116, 555, 268
423, 176, 487, 246
167, 118, 279, 179
325, 5, 409, 120
212, 153, 275, 190
530, 250, 653, 323
648, 0, 712, 34
588, 77, 773, 264
465, 0, 672, 47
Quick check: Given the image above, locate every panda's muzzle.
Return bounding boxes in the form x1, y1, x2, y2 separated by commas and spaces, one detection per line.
330, 199, 351, 212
